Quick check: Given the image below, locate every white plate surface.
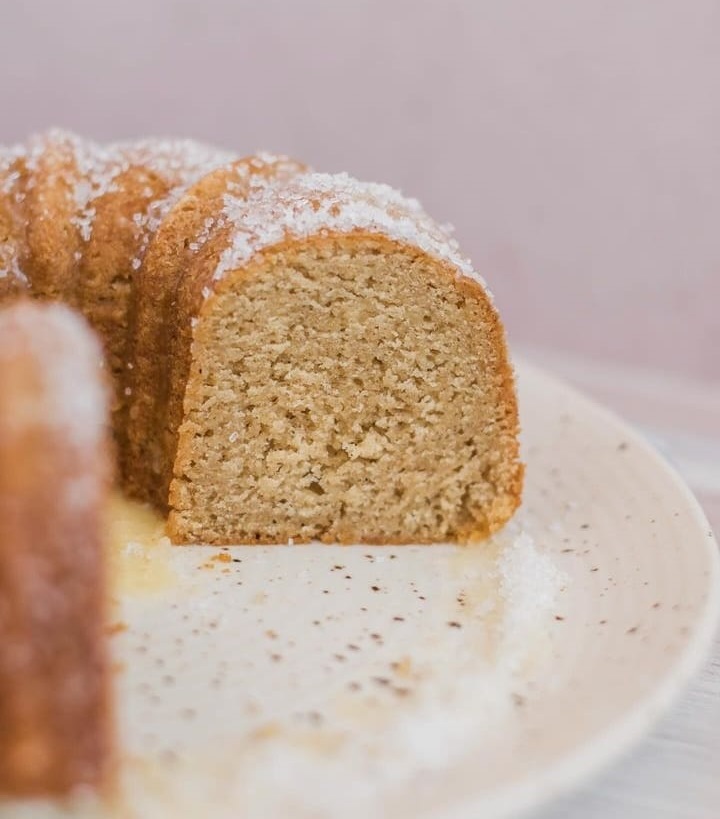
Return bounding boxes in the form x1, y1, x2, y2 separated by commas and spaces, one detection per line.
4, 360, 719, 819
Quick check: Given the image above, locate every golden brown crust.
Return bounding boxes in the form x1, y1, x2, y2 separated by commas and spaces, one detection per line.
20, 133, 85, 304
77, 148, 180, 448
0, 303, 113, 796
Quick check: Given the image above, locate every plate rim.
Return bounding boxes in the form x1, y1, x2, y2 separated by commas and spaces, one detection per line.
447, 359, 720, 819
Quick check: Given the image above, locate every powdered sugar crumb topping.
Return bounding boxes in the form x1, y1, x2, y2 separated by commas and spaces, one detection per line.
0, 302, 108, 450
124, 137, 236, 190
212, 172, 489, 295
0, 145, 30, 287
173, 153, 306, 260
14, 130, 237, 250
0, 250, 27, 285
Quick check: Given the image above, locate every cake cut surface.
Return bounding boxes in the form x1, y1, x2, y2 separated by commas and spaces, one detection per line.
169, 234, 520, 543
161, 172, 521, 543
0, 302, 112, 796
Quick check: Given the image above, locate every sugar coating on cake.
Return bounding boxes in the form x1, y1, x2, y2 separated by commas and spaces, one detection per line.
0, 144, 29, 288
214, 172, 489, 294
0, 245, 26, 286
118, 137, 238, 261
58, 131, 234, 245
0, 302, 107, 449
10, 129, 235, 252
126, 137, 237, 188
165, 153, 302, 256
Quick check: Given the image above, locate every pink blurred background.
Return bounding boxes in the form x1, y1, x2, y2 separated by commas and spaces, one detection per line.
2, 0, 718, 382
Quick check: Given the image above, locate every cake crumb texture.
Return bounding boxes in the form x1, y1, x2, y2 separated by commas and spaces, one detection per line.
168, 234, 521, 543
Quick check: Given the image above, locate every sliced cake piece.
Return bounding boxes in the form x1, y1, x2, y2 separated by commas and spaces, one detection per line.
0, 302, 113, 796
160, 173, 522, 544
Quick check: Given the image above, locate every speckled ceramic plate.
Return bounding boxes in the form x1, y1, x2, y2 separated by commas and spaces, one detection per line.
5, 360, 719, 819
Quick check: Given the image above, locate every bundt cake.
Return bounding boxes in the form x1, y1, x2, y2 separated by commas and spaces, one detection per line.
0, 129, 522, 545
0, 302, 112, 796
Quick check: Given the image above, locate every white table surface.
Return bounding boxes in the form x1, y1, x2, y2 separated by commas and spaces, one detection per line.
525, 351, 720, 819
